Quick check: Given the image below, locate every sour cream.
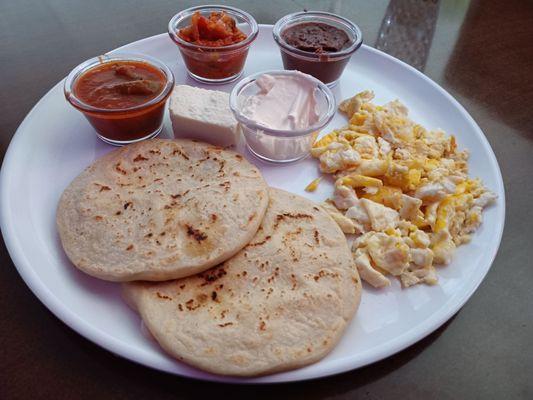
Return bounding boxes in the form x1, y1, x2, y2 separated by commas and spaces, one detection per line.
240, 72, 319, 130
229, 70, 335, 162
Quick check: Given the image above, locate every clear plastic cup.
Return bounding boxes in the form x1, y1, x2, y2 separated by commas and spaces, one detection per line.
273, 11, 363, 87
64, 53, 174, 146
168, 5, 258, 84
229, 70, 336, 163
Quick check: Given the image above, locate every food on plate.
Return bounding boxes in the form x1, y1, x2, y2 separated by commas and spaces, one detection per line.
73, 61, 165, 108
177, 11, 247, 46
56, 139, 269, 282
312, 91, 496, 288
281, 22, 350, 53
305, 177, 322, 192
273, 11, 363, 86
64, 54, 174, 145
169, 85, 239, 147
168, 6, 258, 83
123, 188, 361, 376
230, 70, 336, 162
239, 72, 319, 130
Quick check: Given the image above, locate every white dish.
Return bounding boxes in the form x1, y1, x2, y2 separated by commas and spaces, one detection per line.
0, 25, 505, 383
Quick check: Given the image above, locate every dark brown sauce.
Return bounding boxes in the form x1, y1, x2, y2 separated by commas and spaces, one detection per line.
279, 22, 353, 85
281, 22, 349, 53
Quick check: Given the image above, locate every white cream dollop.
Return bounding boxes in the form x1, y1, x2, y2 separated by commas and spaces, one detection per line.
241, 72, 319, 130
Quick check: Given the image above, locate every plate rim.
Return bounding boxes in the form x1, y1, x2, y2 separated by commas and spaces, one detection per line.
0, 26, 506, 383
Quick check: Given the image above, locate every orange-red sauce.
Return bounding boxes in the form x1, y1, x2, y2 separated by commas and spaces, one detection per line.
74, 61, 165, 109
71, 61, 170, 142
178, 11, 247, 47
174, 12, 249, 80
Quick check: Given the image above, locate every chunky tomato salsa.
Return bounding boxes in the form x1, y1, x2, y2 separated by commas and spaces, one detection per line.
178, 11, 247, 47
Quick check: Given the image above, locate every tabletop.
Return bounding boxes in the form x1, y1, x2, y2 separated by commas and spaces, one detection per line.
1, 0, 532, 399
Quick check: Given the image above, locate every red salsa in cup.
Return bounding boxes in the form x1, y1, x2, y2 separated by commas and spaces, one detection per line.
178, 11, 247, 47
168, 6, 258, 83
67, 59, 173, 144
74, 61, 165, 108
175, 11, 248, 80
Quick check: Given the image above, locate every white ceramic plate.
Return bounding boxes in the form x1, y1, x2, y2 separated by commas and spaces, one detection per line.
0, 26, 505, 383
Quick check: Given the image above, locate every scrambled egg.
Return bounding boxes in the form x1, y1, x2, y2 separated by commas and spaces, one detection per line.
312, 91, 496, 288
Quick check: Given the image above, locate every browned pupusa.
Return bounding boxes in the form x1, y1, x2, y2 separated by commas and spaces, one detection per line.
56, 139, 269, 281
123, 188, 361, 376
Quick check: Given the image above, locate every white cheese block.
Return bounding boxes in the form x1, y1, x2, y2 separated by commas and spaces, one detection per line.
169, 85, 239, 147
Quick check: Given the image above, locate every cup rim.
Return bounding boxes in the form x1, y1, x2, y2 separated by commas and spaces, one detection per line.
229, 70, 336, 138
64, 53, 175, 114
273, 11, 363, 60
168, 4, 259, 52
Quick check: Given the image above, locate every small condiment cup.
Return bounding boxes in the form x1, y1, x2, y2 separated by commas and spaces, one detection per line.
273, 11, 363, 87
229, 70, 336, 163
168, 5, 258, 84
64, 53, 174, 146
